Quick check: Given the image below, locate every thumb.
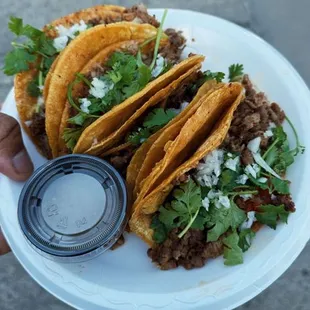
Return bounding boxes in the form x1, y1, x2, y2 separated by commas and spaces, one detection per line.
0, 113, 33, 181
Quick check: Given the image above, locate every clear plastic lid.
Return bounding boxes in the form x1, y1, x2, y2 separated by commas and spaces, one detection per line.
18, 154, 127, 259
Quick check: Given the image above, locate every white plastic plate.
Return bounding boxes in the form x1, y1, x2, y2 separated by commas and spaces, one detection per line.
0, 9, 310, 310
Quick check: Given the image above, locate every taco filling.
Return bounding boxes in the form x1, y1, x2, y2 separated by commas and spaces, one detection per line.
147, 73, 304, 270
4, 4, 183, 158
104, 70, 205, 175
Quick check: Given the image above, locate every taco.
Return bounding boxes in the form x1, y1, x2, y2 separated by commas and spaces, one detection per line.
5, 5, 171, 158
130, 73, 303, 270
130, 80, 224, 200
133, 83, 244, 210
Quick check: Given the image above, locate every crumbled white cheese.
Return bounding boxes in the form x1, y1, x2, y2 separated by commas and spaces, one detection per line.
151, 55, 165, 78
56, 20, 87, 39
236, 174, 248, 185
37, 96, 44, 108
207, 189, 222, 200
53, 36, 69, 51
257, 177, 268, 183
170, 101, 189, 115
247, 137, 261, 154
240, 194, 253, 200
24, 120, 33, 127
240, 211, 256, 230
227, 152, 233, 157
195, 149, 224, 187
89, 78, 114, 99
264, 130, 273, 138
131, 17, 143, 24
224, 156, 239, 171
268, 122, 276, 129
202, 197, 210, 211
245, 164, 257, 178
53, 20, 87, 51
216, 195, 230, 209
79, 98, 92, 114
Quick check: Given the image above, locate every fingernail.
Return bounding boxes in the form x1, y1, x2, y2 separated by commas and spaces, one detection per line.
12, 149, 33, 174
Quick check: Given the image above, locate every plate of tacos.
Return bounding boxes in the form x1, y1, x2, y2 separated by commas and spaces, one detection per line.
1, 4, 310, 310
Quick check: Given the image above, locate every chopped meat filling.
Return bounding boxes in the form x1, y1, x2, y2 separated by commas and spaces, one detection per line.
148, 228, 224, 270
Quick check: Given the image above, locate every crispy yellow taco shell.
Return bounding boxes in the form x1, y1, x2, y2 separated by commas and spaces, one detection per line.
46, 22, 159, 157
72, 55, 205, 155
14, 5, 126, 158
131, 80, 224, 200
134, 83, 243, 210
129, 86, 244, 246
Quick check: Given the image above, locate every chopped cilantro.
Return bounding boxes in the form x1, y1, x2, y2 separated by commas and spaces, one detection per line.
27, 78, 41, 97
3, 49, 36, 75
223, 231, 243, 266
228, 64, 244, 82
127, 108, 176, 146
219, 169, 240, 193
204, 70, 225, 83
151, 179, 203, 243
238, 229, 255, 252
190, 70, 225, 94
207, 200, 246, 242
63, 127, 83, 151
150, 214, 168, 244
255, 204, 290, 229
270, 177, 290, 195
263, 122, 304, 176
3, 16, 57, 76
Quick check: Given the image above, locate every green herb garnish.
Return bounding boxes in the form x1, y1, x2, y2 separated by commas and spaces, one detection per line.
228, 64, 244, 82
3, 16, 57, 75
223, 231, 243, 266
127, 108, 176, 145
255, 204, 290, 229
238, 229, 256, 252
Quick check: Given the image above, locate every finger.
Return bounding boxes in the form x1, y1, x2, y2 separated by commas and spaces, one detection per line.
0, 113, 34, 181
0, 228, 10, 255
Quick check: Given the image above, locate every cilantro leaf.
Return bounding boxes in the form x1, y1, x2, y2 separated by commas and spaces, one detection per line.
151, 214, 168, 244
143, 108, 176, 128
263, 124, 303, 175
223, 231, 243, 266
158, 205, 179, 231
63, 127, 83, 151
127, 108, 176, 146
207, 200, 246, 242
247, 173, 269, 190
191, 207, 211, 230
4, 17, 58, 76
228, 64, 244, 82
27, 78, 41, 97
153, 179, 203, 241
219, 169, 239, 193
8, 16, 23, 36
127, 128, 152, 146
3, 49, 36, 75
68, 113, 88, 126
270, 177, 290, 195
230, 200, 247, 230
255, 204, 290, 229
238, 229, 255, 252
203, 70, 225, 83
